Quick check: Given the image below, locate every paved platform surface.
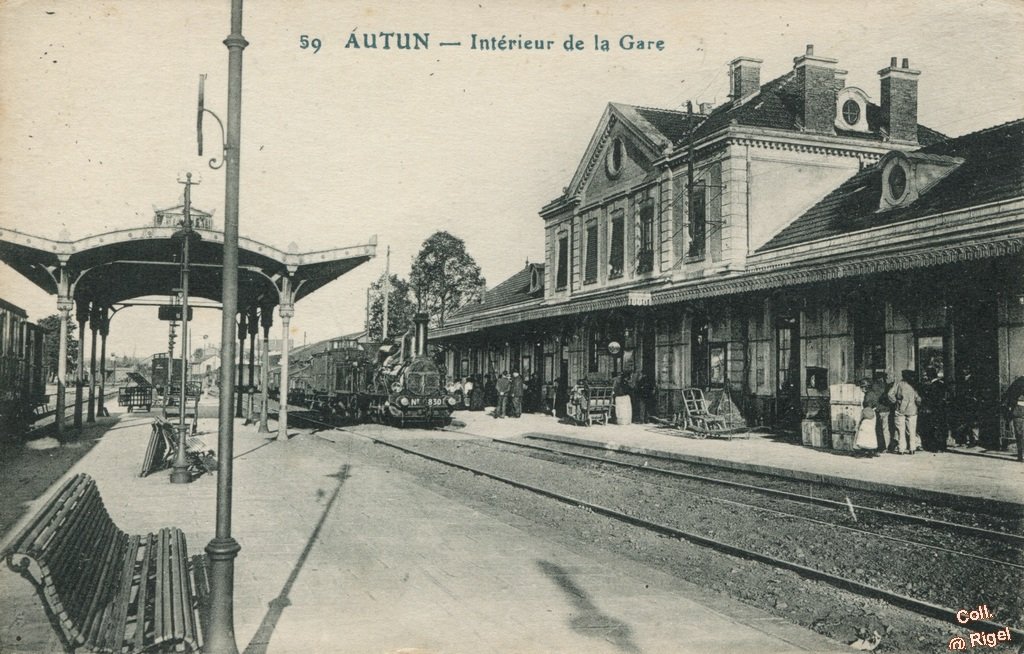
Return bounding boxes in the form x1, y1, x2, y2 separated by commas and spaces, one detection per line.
447, 409, 1024, 511
0, 405, 845, 653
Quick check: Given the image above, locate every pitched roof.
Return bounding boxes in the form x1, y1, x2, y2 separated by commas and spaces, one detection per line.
758, 118, 1024, 252
633, 70, 947, 147
447, 264, 543, 323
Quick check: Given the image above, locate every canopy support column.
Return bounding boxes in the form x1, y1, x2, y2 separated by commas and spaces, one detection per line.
87, 305, 99, 423
54, 267, 72, 440
277, 276, 294, 442
73, 301, 88, 431
235, 312, 246, 418
98, 307, 109, 417
258, 305, 272, 433
245, 305, 258, 424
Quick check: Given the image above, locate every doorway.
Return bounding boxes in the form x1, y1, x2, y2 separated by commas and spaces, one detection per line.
776, 315, 801, 428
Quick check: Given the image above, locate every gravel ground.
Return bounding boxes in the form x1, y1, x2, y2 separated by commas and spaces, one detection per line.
327, 429, 1014, 654
497, 440, 1024, 566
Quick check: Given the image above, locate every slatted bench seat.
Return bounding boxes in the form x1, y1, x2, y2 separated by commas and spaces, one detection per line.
2, 473, 202, 653
141, 419, 217, 478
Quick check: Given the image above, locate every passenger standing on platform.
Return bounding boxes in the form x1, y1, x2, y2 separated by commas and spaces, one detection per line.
461, 376, 473, 410
887, 370, 922, 454
484, 374, 496, 407
510, 371, 524, 418
863, 375, 888, 452
470, 375, 485, 411
920, 367, 949, 451
1004, 376, 1024, 462
955, 365, 981, 447
613, 371, 633, 425
495, 371, 510, 419
638, 372, 657, 424
555, 374, 568, 418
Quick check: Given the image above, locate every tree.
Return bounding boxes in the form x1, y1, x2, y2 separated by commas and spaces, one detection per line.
367, 273, 416, 342
409, 231, 485, 327
37, 314, 78, 381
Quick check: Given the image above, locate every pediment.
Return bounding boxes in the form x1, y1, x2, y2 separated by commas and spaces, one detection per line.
565, 104, 668, 204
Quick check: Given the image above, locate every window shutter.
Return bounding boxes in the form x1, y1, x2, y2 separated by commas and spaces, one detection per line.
585, 224, 598, 282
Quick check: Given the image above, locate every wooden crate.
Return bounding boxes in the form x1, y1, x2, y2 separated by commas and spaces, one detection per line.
801, 419, 830, 448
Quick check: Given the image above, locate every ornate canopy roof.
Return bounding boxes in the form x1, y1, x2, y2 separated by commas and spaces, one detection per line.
0, 225, 376, 310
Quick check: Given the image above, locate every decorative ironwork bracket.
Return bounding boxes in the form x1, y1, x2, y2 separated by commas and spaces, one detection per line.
197, 74, 226, 170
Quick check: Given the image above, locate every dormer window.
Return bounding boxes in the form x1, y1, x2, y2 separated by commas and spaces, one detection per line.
835, 87, 870, 133
841, 99, 860, 126
887, 164, 907, 201
528, 263, 544, 295
605, 137, 624, 178
878, 151, 964, 212
880, 156, 912, 209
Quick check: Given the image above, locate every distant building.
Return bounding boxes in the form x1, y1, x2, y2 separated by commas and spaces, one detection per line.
153, 204, 214, 230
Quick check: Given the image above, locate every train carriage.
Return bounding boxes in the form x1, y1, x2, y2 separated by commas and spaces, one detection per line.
0, 299, 51, 436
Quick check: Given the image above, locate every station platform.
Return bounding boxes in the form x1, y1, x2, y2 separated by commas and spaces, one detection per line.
449, 409, 1024, 514
0, 405, 846, 653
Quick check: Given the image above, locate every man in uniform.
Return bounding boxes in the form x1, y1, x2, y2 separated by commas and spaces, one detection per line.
1004, 376, 1024, 462
495, 371, 510, 418
510, 371, 524, 418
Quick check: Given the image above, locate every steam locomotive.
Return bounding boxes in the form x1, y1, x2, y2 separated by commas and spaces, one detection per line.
290, 312, 458, 428
0, 299, 51, 436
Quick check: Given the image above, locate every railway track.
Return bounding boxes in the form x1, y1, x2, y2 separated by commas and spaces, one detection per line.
287, 411, 1024, 637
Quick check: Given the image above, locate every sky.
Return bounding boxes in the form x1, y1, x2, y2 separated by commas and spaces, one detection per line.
1, 0, 1022, 360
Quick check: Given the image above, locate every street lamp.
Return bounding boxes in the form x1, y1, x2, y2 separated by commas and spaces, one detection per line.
197, 1, 246, 651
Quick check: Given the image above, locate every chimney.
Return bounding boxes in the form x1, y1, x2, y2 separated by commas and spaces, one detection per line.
699, 102, 716, 115
413, 312, 429, 357
729, 56, 763, 100
879, 56, 920, 144
793, 44, 839, 134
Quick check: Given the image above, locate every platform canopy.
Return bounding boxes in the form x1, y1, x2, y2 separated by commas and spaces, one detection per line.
0, 225, 376, 310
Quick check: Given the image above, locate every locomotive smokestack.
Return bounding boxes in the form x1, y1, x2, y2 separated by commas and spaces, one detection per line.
413, 312, 429, 357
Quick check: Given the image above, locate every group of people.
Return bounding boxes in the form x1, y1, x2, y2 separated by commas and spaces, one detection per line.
449, 371, 541, 418
854, 368, 1024, 461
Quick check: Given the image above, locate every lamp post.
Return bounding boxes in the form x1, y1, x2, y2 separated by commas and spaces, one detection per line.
199, 0, 246, 650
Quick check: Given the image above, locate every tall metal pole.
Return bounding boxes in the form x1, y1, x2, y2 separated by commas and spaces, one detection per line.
86, 307, 98, 423
246, 305, 258, 423
277, 276, 292, 442
171, 174, 195, 485
55, 268, 71, 439
98, 307, 109, 417
205, 0, 246, 650
74, 303, 87, 431
235, 313, 246, 418
257, 306, 272, 433
382, 245, 390, 341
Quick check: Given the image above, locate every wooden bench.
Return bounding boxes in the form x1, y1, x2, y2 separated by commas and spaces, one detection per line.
2, 474, 202, 652
141, 419, 218, 478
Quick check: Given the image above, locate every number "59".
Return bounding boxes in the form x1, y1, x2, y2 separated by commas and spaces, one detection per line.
299, 35, 322, 53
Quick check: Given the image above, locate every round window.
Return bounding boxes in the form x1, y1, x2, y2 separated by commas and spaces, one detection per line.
841, 99, 861, 126
888, 164, 908, 200
606, 138, 624, 177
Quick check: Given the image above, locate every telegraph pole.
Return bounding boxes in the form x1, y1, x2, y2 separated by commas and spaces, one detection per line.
171, 173, 198, 484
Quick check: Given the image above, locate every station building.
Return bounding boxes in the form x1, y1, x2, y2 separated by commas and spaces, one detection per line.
431, 46, 1024, 445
